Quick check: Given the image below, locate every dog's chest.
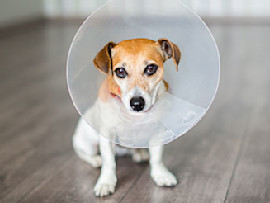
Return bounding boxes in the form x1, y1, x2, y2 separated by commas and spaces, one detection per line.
84, 97, 126, 134
99, 98, 122, 127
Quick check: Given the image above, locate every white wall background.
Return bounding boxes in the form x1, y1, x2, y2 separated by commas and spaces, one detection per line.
188, 0, 270, 16
0, 0, 270, 28
44, 0, 270, 17
0, 0, 44, 27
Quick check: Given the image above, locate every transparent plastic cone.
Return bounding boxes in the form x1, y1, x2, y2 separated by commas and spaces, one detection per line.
67, 0, 220, 148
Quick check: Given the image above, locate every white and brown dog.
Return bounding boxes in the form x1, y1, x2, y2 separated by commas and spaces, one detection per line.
73, 38, 181, 197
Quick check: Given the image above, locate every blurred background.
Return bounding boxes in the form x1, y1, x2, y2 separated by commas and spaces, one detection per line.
1, 0, 270, 27
1, 0, 270, 202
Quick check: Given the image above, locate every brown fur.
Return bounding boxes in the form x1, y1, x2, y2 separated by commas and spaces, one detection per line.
98, 77, 120, 102
94, 38, 180, 101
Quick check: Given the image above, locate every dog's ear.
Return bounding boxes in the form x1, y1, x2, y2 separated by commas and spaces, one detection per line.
93, 42, 116, 74
158, 38, 181, 71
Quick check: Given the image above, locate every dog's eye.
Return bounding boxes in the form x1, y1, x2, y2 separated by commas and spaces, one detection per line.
144, 64, 158, 76
115, 68, 128, 78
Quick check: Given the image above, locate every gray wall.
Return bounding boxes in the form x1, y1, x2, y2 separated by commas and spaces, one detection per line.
44, 0, 270, 17
1, 0, 270, 28
0, 0, 44, 27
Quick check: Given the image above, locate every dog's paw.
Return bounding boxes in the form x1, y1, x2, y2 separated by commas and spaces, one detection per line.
94, 176, 116, 197
151, 167, 177, 187
94, 182, 115, 197
132, 149, 149, 163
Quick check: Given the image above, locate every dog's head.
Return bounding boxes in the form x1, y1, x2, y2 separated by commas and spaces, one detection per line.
94, 38, 181, 112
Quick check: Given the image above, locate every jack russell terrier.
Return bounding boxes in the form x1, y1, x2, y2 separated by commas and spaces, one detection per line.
73, 38, 181, 197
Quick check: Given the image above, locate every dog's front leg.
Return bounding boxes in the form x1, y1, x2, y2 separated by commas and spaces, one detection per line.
149, 145, 177, 186
94, 135, 116, 197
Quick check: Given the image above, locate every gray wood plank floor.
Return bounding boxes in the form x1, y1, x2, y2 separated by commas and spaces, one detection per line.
0, 21, 270, 203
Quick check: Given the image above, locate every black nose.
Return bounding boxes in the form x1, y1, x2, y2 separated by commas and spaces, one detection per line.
130, 96, 145, 112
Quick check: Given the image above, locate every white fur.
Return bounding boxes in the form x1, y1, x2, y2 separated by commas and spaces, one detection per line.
73, 81, 177, 197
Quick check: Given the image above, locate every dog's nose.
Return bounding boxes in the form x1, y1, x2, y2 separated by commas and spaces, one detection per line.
130, 96, 145, 111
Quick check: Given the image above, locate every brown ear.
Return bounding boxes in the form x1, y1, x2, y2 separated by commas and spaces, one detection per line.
158, 38, 181, 71
93, 42, 116, 74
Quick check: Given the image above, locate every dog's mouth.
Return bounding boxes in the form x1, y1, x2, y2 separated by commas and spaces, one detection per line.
144, 105, 154, 112
130, 105, 153, 114
124, 105, 154, 117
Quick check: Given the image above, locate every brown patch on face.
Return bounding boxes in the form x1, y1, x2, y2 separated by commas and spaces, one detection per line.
96, 38, 180, 104
107, 76, 121, 96
111, 39, 165, 93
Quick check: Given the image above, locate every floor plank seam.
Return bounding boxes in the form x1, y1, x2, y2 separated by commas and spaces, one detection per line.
223, 108, 258, 203
223, 135, 244, 203
118, 169, 146, 203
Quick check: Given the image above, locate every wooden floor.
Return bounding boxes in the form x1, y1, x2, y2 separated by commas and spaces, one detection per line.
0, 21, 270, 203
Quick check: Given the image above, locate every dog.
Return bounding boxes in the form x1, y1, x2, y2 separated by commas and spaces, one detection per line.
73, 38, 181, 197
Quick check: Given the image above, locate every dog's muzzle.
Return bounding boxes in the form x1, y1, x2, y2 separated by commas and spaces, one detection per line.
130, 96, 145, 112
